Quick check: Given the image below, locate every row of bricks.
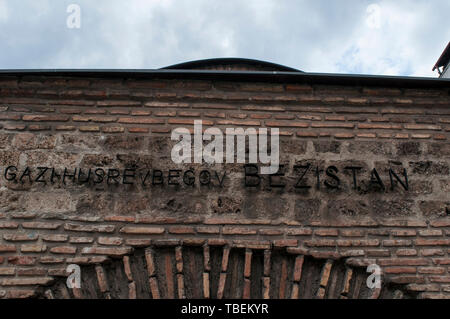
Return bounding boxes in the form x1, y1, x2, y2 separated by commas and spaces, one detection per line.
1, 274, 450, 288
0, 79, 449, 99
2, 225, 449, 237
2, 124, 448, 140
2, 215, 450, 227
1, 76, 448, 92
2, 112, 450, 129
5, 108, 450, 124
1, 238, 450, 255
0, 125, 449, 141
1, 244, 450, 260
1, 221, 450, 234
0, 264, 448, 276
1, 95, 450, 111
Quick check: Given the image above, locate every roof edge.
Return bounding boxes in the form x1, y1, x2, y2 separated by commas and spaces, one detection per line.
433, 42, 450, 71
0, 69, 449, 88
161, 57, 302, 72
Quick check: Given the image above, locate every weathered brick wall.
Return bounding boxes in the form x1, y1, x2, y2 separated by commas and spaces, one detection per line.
0, 74, 449, 298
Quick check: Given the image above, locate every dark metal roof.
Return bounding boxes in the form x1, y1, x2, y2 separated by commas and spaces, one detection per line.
433, 41, 450, 71
162, 58, 302, 72
0, 58, 449, 89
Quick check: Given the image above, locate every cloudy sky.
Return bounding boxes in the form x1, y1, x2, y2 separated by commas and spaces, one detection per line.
0, 0, 449, 77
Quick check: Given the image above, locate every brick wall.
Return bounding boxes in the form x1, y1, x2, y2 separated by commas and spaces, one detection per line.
0, 74, 449, 299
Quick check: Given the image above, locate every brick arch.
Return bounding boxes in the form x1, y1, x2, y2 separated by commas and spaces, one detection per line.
37, 244, 415, 299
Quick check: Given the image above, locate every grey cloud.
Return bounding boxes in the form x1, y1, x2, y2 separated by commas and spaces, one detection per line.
0, 0, 448, 76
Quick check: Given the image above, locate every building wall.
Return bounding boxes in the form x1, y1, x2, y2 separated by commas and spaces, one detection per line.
442, 64, 450, 78
0, 75, 449, 298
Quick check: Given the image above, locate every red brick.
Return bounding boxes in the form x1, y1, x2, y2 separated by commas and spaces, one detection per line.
314, 229, 338, 237
79, 125, 100, 132
309, 250, 340, 260
407, 284, 440, 292
273, 239, 298, 247
145, 101, 189, 108
305, 239, 336, 247
216, 120, 258, 126
358, 123, 402, 129
418, 267, 445, 274
0, 277, 53, 286
378, 258, 429, 266
59, 108, 82, 114
39, 257, 64, 264
382, 240, 412, 247
22, 222, 61, 230
55, 125, 76, 131
17, 267, 47, 276
411, 134, 431, 139
222, 227, 257, 235
42, 234, 68, 242
129, 127, 150, 133
50, 246, 77, 254
391, 229, 416, 237
367, 249, 390, 257
64, 223, 115, 233
69, 237, 94, 244
119, 226, 165, 235
102, 126, 124, 133
0, 268, 15, 275
430, 220, 450, 227
429, 276, 450, 283
337, 239, 379, 247
363, 88, 401, 96
389, 275, 424, 284
396, 249, 417, 256
127, 80, 166, 89
259, 229, 283, 236
242, 105, 285, 112
81, 247, 132, 256
416, 239, 450, 246
97, 237, 123, 246
419, 230, 443, 237
311, 123, 354, 129
0, 222, 19, 229
433, 258, 450, 265
22, 115, 69, 122
204, 112, 225, 118
97, 100, 140, 107
118, 117, 165, 124
340, 230, 365, 237
168, 226, 196, 234
130, 110, 152, 116
285, 84, 312, 93
405, 124, 442, 130
384, 267, 417, 274
21, 244, 47, 253
125, 239, 152, 247
104, 215, 135, 222
3, 234, 38, 242
334, 133, 354, 139
196, 226, 220, 234
8, 256, 36, 265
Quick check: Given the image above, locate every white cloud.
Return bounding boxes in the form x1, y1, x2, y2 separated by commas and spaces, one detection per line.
0, 0, 448, 76
0, 0, 9, 22
330, 0, 450, 76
